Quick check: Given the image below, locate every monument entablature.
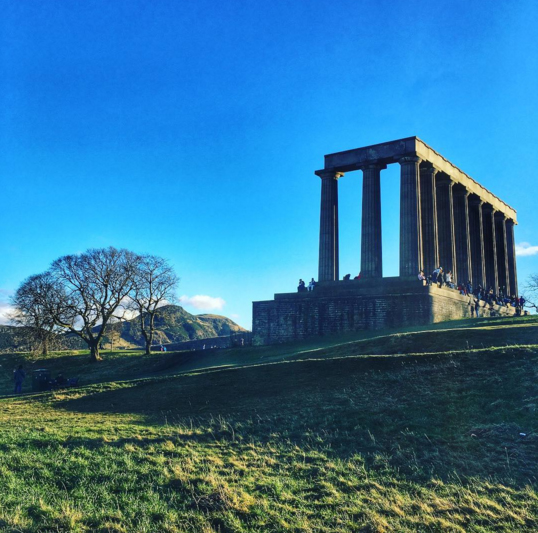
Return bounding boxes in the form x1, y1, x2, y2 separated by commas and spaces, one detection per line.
318, 137, 516, 221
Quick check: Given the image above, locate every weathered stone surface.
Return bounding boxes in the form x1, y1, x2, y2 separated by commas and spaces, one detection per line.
506, 220, 518, 297
436, 176, 456, 279
360, 163, 384, 277
482, 206, 498, 291
316, 170, 342, 281
322, 137, 516, 222
495, 212, 510, 294
420, 166, 439, 276
252, 281, 515, 345
468, 196, 486, 288
399, 156, 422, 277
453, 185, 471, 285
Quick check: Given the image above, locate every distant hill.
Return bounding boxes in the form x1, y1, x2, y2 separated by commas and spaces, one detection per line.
0, 305, 246, 352
101, 305, 247, 348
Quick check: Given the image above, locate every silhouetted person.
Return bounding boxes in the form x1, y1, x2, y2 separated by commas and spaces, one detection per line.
13, 365, 25, 394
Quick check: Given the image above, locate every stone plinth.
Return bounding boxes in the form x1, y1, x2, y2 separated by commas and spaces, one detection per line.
252, 280, 515, 345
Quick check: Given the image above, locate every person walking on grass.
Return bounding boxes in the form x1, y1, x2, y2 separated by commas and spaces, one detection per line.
13, 365, 25, 394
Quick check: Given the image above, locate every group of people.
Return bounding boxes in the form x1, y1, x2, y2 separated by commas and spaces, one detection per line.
12, 366, 76, 394
418, 266, 525, 315
298, 278, 317, 292
418, 267, 455, 288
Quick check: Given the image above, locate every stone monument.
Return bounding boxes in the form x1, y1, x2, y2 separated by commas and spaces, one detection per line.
253, 137, 518, 345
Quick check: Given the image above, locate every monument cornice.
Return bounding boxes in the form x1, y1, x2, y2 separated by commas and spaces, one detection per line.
320, 136, 517, 222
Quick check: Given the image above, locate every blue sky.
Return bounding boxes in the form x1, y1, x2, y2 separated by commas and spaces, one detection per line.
1, 0, 537, 329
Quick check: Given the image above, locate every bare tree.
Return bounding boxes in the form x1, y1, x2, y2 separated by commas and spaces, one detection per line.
130, 254, 179, 355
523, 273, 538, 312
10, 272, 59, 355
47, 247, 140, 362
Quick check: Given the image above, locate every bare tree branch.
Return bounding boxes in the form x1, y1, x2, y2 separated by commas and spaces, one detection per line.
129, 254, 179, 355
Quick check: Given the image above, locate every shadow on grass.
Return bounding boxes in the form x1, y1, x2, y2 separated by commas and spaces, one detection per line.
54, 347, 538, 487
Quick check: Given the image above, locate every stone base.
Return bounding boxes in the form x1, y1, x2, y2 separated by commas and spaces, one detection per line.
252, 278, 515, 345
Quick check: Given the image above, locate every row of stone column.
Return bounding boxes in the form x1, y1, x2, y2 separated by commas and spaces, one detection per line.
317, 157, 518, 296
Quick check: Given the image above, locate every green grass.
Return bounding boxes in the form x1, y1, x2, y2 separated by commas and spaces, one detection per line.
0, 316, 537, 531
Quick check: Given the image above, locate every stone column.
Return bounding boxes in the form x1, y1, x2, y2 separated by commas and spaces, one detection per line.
495, 212, 510, 295
436, 175, 456, 281
468, 197, 486, 288
399, 156, 422, 277
506, 219, 518, 296
419, 166, 439, 277
316, 169, 343, 282
482, 205, 498, 292
453, 185, 471, 286
360, 163, 385, 278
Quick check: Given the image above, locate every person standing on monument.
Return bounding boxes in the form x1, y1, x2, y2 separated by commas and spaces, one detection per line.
436, 267, 444, 287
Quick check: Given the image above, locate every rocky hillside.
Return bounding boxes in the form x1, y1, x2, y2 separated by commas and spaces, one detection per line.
0, 305, 246, 352
106, 305, 246, 348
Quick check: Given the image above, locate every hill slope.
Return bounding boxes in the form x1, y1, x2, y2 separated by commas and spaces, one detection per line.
0, 316, 536, 531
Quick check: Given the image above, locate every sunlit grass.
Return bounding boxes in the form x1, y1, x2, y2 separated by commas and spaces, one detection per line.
0, 316, 536, 531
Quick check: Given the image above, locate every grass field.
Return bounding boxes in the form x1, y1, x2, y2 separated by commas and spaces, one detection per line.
0, 316, 537, 531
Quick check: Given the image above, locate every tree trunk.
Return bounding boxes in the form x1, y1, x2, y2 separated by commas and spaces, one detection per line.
146, 328, 154, 355
41, 337, 49, 356
90, 343, 102, 362
141, 328, 151, 355
147, 313, 155, 355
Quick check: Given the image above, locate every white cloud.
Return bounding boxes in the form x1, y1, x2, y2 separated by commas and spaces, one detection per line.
515, 242, 538, 257
179, 294, 226, 311
0, 289, 14, 325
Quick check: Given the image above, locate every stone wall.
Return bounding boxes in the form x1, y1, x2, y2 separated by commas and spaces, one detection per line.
153, 332, 252, 352
252, 280, 515, 345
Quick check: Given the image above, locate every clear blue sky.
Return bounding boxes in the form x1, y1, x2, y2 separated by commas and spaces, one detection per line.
1, 0, 537, 329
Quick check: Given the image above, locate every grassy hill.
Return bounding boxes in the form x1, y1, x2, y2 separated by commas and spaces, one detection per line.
0, 316, 537, 531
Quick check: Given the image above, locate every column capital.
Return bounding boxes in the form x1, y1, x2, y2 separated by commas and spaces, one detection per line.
452, 184, 470, 197
436, 175, 454, 187
315, 169, 344, 180
506, 218, 516, 227
468, 195, 484, 207
482, 203, 495, 214
419, 165, 439, 176
494, 211, 507, 221
398, 155, 421, 165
